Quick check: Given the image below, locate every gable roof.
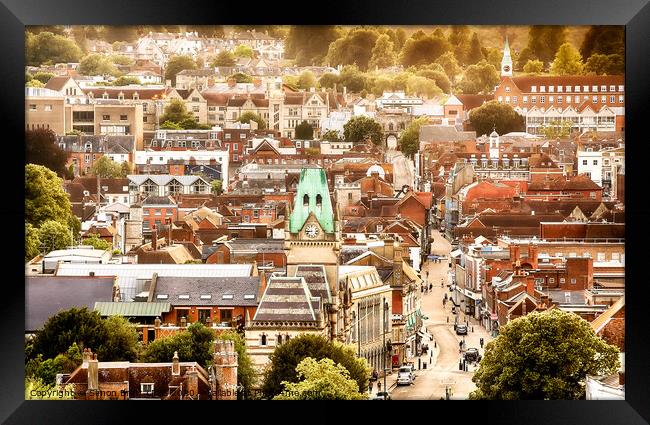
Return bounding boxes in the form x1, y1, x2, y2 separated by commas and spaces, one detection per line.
44, 76, 73, 91
294, 265, 332, 305
253, 276, 320, 322
152, 276, 261, 306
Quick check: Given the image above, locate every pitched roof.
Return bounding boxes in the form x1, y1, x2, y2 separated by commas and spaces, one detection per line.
26, 276, 115, 331
253, 276, 320, 322
44, 76, 73, 91
295, 265, 332, 304
528, 174, 602, 191
152, 276, 261, 306
509, 75, 624, 93
94, 301, 171, 317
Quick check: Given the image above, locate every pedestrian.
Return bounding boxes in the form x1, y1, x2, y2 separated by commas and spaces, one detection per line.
377, 381, 382, 393
429, 283, 432, 291
480, 338, 484, 349
369, 381, 373, 394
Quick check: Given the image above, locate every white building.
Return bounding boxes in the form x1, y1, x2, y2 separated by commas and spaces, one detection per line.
127, 174, 212, 202
133, 149, 229, 181
577, 146, 624, 199
519, 105, 619, 135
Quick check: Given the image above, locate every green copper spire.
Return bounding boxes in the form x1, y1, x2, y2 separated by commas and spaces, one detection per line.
289, 168, 334, 233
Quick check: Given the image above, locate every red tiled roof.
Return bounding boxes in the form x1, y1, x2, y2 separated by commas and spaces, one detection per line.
44, 76, 72, 91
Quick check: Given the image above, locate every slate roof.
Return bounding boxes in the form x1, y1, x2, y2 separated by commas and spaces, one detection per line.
295, 265, 332, 304
58, 135, 135, 154
26, 276, 115, 332
72, 177, 130, 194
152, 276, 261, 306
128, 174, 208, 187
253, 277, 320, 322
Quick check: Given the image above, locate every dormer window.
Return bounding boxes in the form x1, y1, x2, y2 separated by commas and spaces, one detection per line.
133, 92, 139, 100
85, 142, 92, 152
102, 93, 109, 99
303, 194, 309, 207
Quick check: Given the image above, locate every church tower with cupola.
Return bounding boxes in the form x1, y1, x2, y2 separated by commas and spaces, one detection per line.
501, 36, 513, 77
489, 130, 500, 159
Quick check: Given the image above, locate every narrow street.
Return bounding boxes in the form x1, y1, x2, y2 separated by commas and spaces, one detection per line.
391, 230, 494, 400
386, 149, 414, 190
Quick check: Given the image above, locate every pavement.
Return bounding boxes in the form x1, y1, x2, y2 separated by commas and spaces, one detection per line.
390, 229, 495, 400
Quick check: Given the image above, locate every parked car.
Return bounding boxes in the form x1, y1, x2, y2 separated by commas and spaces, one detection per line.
397, 366, 415, 386
464, 348, 481, 363
372, 391, 391, 400
455, 324, 468, 335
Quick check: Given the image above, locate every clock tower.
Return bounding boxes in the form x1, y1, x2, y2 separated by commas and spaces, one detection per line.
501, 36, 513, 77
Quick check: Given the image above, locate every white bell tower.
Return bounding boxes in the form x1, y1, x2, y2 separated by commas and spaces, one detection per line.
489, 130, 500, 159
501, 37, 513, 77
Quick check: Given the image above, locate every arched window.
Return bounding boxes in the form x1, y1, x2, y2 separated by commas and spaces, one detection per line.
389, 122, 394, 131
285, 334, 290, 342
303, 194, 309, 207
261, 333, 267, 346
277, 334, 282, 345
316, 194, 322, 212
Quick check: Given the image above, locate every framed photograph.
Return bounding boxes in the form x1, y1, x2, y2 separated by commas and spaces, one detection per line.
2, 0, 649, 422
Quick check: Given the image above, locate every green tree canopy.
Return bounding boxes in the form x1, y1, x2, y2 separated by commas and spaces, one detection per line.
515, 46, 537, 71
79, 54, 120, 77
400, 117, 430, 158
274, 357, 368, 400
584, 53, 624, 75
285, 26, 341, 66
233, 44, 254, 58
164, 55, 197, 86
465, 32, 485, 65
91, 156, 123, 178
321, 129, 343, 144
580, 26, 625, 61
326, 28, 380, 71
458, 60, 500, 95
400, 33, 451, 68
82, 233, 112, 251
210, 180, 223, 195
469, 100, 525, 136
295, 121, 314, 140
109, 54, 134, 66
318, 73, 339, 89
25, 377, 75, 400
111, 76, 141, 86
406, 75, 442, 98
448, 26, 472, 65
25, 164, 74, 228
229, 72, 253, 83
26, 342, 83, 385
25, 129, 68, 176
550, 43, 584, 75
261, 334, 371, 399
32, 71, 56, 84
238, 111, 267, 129
343, 115, 383, 146
215, 330, 256, 398
26, 79, 45, 88
368, 34, 397, 70
527, 26, 567, 66
435, 51, 462, 83
470, 309, 620, 400
185, 25, 226, 38
100, 26, 140, 43
140, 322, 214, 366
37, 220, 73, 252
211, 51, 236, 67
26, 223, 41, 261
160, 99, 193, 124
297, 70, 317, 90
415, 67, 451, 93
523, 59, 544, 74
26, 31, 83, 66
337, 65, 367, 93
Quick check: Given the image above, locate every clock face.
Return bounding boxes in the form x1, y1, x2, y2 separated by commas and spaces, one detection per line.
305, 224, 319, 239
503, 65, 511, 72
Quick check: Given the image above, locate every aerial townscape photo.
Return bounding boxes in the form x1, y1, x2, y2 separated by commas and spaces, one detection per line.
24, 24, 625, 401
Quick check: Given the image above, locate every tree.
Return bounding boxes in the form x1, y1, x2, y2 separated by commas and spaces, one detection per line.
435, 52, 462, 83
318, 73, 339, 89
326, 28, 380, 71
584, 53, 624, 75
416, 67, 451, 93
337, 65, 367, 93
515, 47, 537, 71
26, 79, 45, 88
211, 180, 223, 195
539, 119, 573, 139
297, 70, 317, 90
99, 316, 140, 362
211, 51, 236, 67
233, 44, 254, 58
229, 72, 253, 83
82, 233, 111, 251
406, 75, 442, 99
527, 26, 567, 66
484, 47, 503, 72
37, 220, 73, 252
25, 129, 68, 176
238, 111, 267, 129
368, 34, 396, 70
111, 76, 140, 86
160, 120, 183, 130
469, 100, 525, 136
215, 330, 256, 398
580, 26, 625, 61
285, 26, 341, 66
466, 32, 485, 65
79, 54, 120, 77
99, 26, 139, 43
26, 31, 83, 66
25, 164, 74, 228
26, 342, 83, 386
523, 59, 544, 74
274, 357, 367, 400
343, 116, 383, 146
550, 43, 584, 75
27, 25, 67, 36
470, 309, 620, 400
25, 377, 75, 400
295, 121, 314, 140
109, 54, 134, 66
164, 55, 197, 86
91, 156, 122, 178
140, 323, 215, 367
400, 117, 429, 158
321, 129, 343, 144
160, 99, 193, 124
400, 33, 451, 68
458, 60, 500, 95
261, 334, 371, 399
26, 223, 41, 261
448, 26, 472, 65
32, 71, 55, 84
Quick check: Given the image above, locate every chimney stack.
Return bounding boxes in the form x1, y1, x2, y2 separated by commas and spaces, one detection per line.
212, 339, 239, 400
185, 366, 199, 399
152, 225, 158, 251
86, 349, 99, 399
172, 351, 180, 375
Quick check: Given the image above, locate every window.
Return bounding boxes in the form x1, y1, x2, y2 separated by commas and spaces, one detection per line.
590, 191, 596, 199
570, 278, 577, 284
600, 85, 607, 92
240, 133, 246, 139
531, 86, 537, 93
512, 96, 518, 103
549, 96, 554, 103
601, 95, 606, 103
618, 95, 624, 103
597, 252, 606, 262
592, 95, 598, 102
549, 278, 555, 284
560, 278, 566, 284
582, 159, 588, 166
102, 114, 110, 121
609, 85, 615, 92
574, 86, 580, 93
498, 96, 503, 102
523, 96, 528, 103
540, 86, 546, 93
43, 104, 53, 112
612, 252, 620, 261
143, 116, 148, 123
192, 106, 199, 112
260, 334, 267, 345
610, 95, 615, 103
140, 383, 154, 395
549, 86, 555, 93
142, 103, 148, 112
593, 159, 599, 165
225, 133, 231, 140
558, 96, 563, 104
531, 96, 537, 103
505, 96, 510, 103
566, 86, 571, 92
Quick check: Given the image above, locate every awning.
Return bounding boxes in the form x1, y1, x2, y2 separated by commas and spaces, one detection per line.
451, 249, 462, 258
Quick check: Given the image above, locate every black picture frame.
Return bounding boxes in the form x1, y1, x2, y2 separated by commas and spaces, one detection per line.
2, 0, 648, 423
